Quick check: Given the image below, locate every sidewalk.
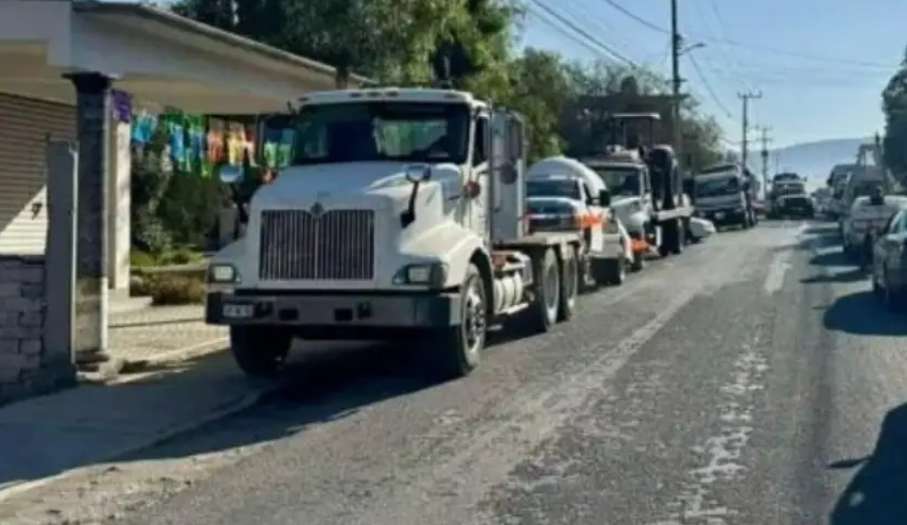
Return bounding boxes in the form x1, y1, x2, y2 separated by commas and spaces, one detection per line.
109, 304, 228, 369
0, 304, 267, 500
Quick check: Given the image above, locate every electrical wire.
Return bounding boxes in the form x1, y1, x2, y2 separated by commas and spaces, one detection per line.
598, 0, 897, 70
526, 7, 630, 64
528, 0, 638, 67
689, 53, 735, 119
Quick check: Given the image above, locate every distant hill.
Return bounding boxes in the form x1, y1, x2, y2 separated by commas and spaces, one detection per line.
746, 138, 868, 189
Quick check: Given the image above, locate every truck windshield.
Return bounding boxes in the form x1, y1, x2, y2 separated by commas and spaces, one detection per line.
593, 168, 640, 198
696, 177, 740, 198
291, 102, 470, 165
527, 179, 581, 200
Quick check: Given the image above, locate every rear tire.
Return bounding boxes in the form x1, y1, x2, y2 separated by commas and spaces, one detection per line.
557, 247, 579, 322
434, 263, 486, 378
631, 249, 646, 272
230, 326, 292, 378
602, 259, 626, 286
530, 248, 560, 332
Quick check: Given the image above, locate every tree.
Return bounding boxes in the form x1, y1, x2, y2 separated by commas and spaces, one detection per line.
883, 48, 907, 180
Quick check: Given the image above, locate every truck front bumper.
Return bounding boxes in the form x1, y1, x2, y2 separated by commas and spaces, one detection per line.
206, 291, 461, 328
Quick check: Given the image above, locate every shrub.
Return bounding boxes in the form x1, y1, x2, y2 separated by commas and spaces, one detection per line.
130, 250, 157, 268
142, 275, 206, 305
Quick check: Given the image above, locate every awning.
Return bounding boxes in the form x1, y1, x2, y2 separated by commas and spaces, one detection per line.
0, 0, 368, 113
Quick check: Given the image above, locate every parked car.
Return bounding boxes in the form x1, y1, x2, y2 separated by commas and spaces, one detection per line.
843, 193, 907, 263
872, 207, 907, 310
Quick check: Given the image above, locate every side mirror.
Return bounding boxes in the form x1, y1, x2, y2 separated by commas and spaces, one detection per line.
219, 165, 243, 184
405, 164, 431, 183
599, 189, 611, 207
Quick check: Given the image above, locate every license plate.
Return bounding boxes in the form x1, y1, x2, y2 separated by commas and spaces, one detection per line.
715, 212, 726, 220
223, 303, 254, 319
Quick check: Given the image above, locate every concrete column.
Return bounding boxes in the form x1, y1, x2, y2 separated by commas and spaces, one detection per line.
44, 141, 78, 382
65, 72, 112, 365
107, 120, 131, 293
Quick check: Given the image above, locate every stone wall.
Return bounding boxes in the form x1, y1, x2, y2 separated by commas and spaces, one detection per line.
0, 255, 72, 404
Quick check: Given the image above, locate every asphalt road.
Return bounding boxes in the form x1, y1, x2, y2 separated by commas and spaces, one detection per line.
13, 220, 907, 524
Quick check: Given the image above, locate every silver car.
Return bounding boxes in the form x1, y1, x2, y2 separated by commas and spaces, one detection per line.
872, 208, 907, 310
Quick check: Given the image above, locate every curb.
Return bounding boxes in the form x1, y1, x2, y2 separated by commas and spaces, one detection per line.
0, 381, 280, 504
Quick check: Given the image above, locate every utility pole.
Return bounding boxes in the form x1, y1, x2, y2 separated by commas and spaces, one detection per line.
671, 0, 682, 156
757, 126, 773, 200
738, 90, 762, 172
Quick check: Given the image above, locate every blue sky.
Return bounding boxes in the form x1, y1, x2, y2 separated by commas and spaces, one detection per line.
518, 0, 906, 148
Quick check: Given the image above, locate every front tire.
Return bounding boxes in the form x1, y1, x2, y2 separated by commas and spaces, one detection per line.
230, 326, 292, 377
435, 264, 486, 378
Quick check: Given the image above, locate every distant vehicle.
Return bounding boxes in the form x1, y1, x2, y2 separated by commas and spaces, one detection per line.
843, 193, 907, 262
872, 207, 907, 310
827, 169, 853, 219
769, 180, 814, 219
692, 164, 757, 229
527, 157, 632, 286
772, 172, 802, 185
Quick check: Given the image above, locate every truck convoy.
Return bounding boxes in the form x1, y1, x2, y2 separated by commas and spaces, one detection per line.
581, 113, 693, 271
207, 88, 608, 378
693, 163, 757, 229
526, 156, 632, 286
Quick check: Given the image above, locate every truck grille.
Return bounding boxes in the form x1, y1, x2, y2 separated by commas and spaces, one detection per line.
259, 210, 375, 281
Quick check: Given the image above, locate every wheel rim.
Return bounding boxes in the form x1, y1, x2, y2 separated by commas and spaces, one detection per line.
463, 278, 486, 356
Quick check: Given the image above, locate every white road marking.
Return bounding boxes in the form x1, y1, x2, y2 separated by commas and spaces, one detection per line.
763, 251, 792, 295
655, 338, 769, 524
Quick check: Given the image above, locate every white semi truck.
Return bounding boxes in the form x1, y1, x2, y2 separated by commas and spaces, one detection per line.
206, 89, 592, 378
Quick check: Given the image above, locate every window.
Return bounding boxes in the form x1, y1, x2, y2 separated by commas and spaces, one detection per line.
292, 102, 470, 165
473, 117, 488, 166
886, 211, 903, 234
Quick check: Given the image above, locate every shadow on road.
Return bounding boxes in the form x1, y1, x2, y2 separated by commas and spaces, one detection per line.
823, 291, 907, 337
830, 403, 907, 524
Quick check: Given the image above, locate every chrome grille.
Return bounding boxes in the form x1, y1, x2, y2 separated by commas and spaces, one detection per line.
259, 210, 374, 280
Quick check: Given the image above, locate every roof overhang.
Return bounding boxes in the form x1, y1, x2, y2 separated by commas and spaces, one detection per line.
0, 0, 369, 113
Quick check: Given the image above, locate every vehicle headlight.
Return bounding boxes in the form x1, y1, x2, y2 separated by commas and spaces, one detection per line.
393, 263, 448, 288
208, 263, 239, 283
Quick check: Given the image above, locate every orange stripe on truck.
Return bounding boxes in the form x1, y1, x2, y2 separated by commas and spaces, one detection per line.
631, 239, 649, 253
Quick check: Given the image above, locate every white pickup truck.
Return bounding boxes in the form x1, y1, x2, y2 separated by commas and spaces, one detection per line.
207, 88, 589, 378
526, 156, 631, 286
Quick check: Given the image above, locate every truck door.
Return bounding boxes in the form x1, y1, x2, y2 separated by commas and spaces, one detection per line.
469, 113, 491, 237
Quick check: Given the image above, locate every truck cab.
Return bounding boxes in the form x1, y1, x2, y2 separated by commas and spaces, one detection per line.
693, 164, 755, 229
207, 88, 583, 378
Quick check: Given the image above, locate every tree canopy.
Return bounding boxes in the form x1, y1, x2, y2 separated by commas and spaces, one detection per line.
171, 0, 726, 164
883, 48, 907, 179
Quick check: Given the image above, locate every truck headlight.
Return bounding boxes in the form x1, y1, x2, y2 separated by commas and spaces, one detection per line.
394, 263, 448, 288
208, 264, 239, 283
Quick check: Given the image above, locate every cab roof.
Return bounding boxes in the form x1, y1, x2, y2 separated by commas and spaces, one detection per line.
299, 88, 486, 109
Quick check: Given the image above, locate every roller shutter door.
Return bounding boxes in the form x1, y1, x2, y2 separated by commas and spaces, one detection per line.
0, 93, 76, 254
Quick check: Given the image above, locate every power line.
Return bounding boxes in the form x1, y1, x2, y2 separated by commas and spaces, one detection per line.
528, 0, 637, 67
525, 7, 631, 65
596, 0, 897, 70
601, 0, 669, 34
688, 54, 734, 119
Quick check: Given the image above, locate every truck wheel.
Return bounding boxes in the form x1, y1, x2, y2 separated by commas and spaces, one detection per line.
659, 222, 676, 257
557, 247, 578, 322
530, 248, 560, 332
671, 221, 685, 255
631, 249, 646, 272
229, 326, 292, 377
435, 264, 486, 378
603, 258, 626, 286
